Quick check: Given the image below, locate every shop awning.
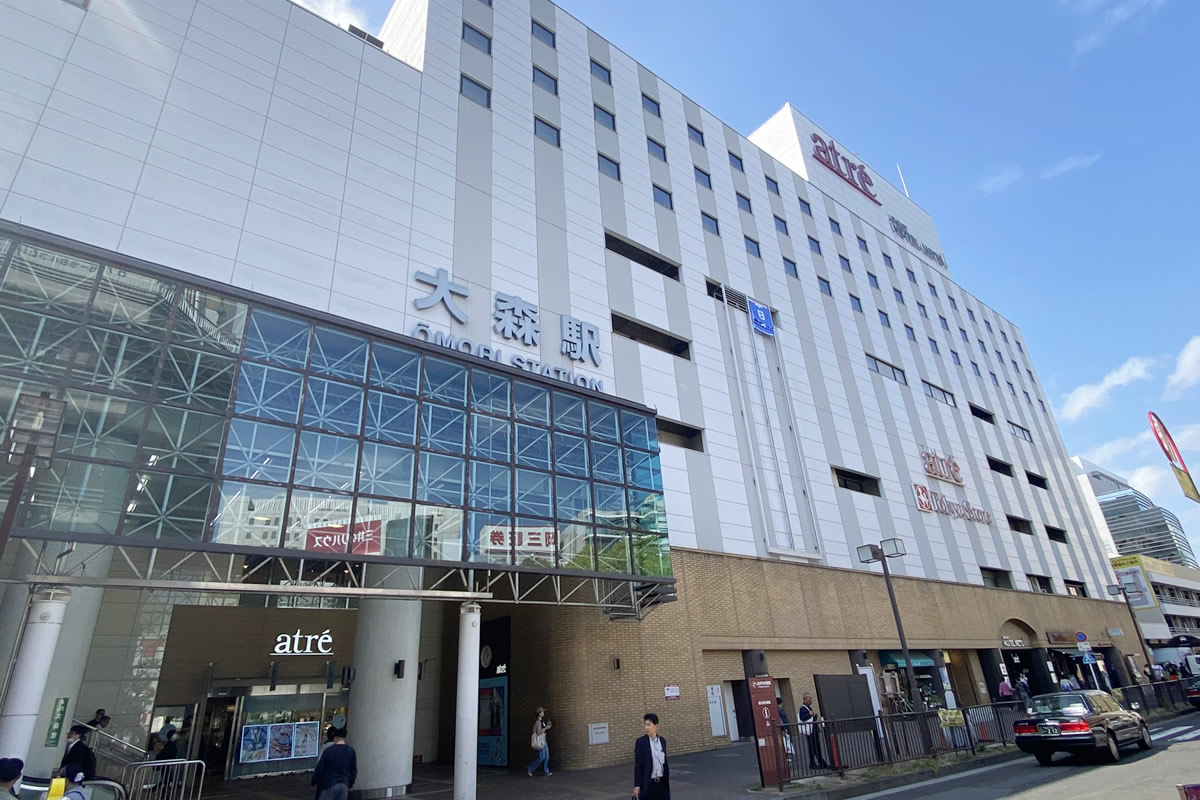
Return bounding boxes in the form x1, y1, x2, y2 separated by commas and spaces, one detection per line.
880, 651, 935, 668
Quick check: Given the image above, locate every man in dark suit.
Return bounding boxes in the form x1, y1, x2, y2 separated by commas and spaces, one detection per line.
60, 725, 96, 781
632, 713, 669, 799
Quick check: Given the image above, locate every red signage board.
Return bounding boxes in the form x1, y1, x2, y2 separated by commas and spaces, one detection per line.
306, 519, 382, 555
1149, 411, 1200, 503
748, 677, 787, 786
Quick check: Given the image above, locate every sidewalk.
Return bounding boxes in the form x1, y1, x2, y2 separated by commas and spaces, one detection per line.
202, 742, 762, 800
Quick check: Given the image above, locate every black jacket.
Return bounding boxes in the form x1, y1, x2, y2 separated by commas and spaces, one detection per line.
633, 735, 669, 797
311, 743, 357, 792
61, 740, 96, 782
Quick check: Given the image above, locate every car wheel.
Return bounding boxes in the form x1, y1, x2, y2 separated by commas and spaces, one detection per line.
1105, 732, 1121, 763
1138, 725, 1152, 751
1035, 751, 1054, 766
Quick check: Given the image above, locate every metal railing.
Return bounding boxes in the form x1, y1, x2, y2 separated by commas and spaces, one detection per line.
121, 760, 205, 800
76, 720, 149, 778
1115, 679, 1193, 713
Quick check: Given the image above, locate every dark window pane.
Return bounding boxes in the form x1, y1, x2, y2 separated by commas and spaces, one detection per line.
515, 469, 553, 517
294, 431, 359, 491
220, 419, 296, 483
460, 74, 490, 107
593, 482, 627, 527
626, 448, 662, 490
471, 414, 510, 462
555, 475, 592, 521
370, 341, 420, 394
515, 423, 550, 468
365, 390, 417, 445
534, 117, 560, 146
420, 402, 467, 454
140, 405, 224, 474
236, 362, 303, 423
59, 389, 144, 463
158, 345, 236, 410
244, 308, 310, 367
554, 432, 589, 477
209, 480, 286, 548
311, 326, 368, 382
598, 154, 621, 180
592, 440, 623, 483
92, 267, 174, 333
594, 105, 616, 130
621, 410, 657, 450
514, 381, 549, 423
470, 461, 511, 511
531, 19, 555, 47
463, 23, 491, 53
73, 327, 160, 394
471, 370, 510, 415
124, 471, 212, 542
303, 376, 363, 434
172, 287, 247, 352
416, 453, 465, 506
589, 402, 619, 441
359, 441, 414, 498
553, 391, 586, 432
422, 357, 467, 405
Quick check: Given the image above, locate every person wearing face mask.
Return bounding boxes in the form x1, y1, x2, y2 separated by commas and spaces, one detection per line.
0, 758, 23, 799
310, 724, 356, 800
59, 726, 96, 782
55, 764, 87, 800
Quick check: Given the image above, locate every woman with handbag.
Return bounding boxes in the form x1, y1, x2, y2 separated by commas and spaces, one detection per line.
526, 707, 552, 777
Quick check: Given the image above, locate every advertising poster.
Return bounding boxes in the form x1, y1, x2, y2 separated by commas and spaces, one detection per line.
293, 722, 320, 758
1112, 555, 1157, 608
477, 677, 509, 767
240, 725, 268, 763
268, 723, 294, 760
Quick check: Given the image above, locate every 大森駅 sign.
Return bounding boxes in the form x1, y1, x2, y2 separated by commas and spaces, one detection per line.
1148, 411, 1200, 503
912, 483, 993, 525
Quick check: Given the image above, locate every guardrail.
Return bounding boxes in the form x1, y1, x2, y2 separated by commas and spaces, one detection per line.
1116, 679, 1193, 713
121, 760, 205, 800
76, 719, 149, 778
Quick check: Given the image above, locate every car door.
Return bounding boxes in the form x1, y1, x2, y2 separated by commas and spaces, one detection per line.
1097, 694, 1133, 741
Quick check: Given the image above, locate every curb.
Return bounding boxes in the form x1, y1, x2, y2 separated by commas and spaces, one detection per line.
768, 748, 1026, 800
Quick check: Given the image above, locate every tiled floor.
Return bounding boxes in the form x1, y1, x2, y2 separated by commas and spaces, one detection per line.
202, 741, 761, 800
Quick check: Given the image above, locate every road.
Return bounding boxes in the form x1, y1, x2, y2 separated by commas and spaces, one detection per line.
859, 713, 1200, 800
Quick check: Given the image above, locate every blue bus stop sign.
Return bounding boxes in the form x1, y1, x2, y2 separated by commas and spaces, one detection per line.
748, 300, 774, 337
1082, 652, 1096, 665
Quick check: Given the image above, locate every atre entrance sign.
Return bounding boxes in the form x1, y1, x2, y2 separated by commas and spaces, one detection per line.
748, 677, 786, 787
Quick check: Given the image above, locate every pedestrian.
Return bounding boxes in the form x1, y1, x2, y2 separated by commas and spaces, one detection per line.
154, 732, 179, 761
998, 676, 1014, 701
310, 723, 356, 800
1059, 675, 1072, 692
158, 716, 177, 743
776, 698, 794, 759
59, 725, 96, 782
85, 709, 109, 730
55, 764, 87, 800
526, 707, 552, 777
0, 758, 22, 799
1143, 664, 1152, 683
1016, 673, 1032, 705
632, 712, 669, 799
798, 693, 827, 770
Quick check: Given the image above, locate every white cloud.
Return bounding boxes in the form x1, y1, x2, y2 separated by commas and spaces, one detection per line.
290, 0, 370, 31
1083, 430, 1153, 466
1059, 355, 1155, 422
976, 166, 1023, 194
1165, 335, 1200, 400
1063, 0, 1168, 58
1126, 464, 1176, 498
1040, 153, 1102, 179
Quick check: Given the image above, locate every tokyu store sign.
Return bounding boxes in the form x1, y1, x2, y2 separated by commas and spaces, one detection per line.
912, 449, 993, 525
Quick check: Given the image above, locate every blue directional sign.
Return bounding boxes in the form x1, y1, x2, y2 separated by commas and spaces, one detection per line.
748, 300, 775, 337
1082, 652, 1096, 665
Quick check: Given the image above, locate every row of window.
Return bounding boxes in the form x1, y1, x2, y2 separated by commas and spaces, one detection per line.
982, 567, 1089, 597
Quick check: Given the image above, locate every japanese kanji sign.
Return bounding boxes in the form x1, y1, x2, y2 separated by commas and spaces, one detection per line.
412, 268, 469, 323
492, 293, 540, 347
561, 315, 602, 367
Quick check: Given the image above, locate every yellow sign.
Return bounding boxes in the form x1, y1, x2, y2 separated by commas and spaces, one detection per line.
47, 778, 65, 800
937, 709, 965, 728
1110, 555, 1143, 569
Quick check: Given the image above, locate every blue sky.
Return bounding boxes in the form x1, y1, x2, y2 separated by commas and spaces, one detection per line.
303, 0, 1200, 555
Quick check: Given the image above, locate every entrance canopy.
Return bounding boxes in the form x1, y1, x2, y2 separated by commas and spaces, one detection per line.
880, 650, 935, 668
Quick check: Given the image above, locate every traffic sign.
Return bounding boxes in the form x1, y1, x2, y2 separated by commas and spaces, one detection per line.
1082, 653, 1096, 665
1074, 631, 1087, 643
748, 299, 775, 337
1077, 642, 1092, 652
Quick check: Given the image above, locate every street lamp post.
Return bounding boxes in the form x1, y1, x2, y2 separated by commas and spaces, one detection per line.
0, 392, 66, 561
1107, 583, 1155, 681
858, 538, 922, 710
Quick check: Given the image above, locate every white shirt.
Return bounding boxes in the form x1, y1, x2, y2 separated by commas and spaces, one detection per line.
649, 736, 665, 779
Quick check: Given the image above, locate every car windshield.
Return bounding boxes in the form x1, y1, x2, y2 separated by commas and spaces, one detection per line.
1030, 694, 1089, 716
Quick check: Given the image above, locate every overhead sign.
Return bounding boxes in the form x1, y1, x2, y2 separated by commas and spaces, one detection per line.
1082, 653, 1096, 665
810, 134, 880, 205
45, 697, 70, 747
913, 483, 993, 525
748, 299, 775, 337
922, 450, 965, 486
272, 629, 334, 656
1111, 555, 1158, 608
1077, 642, 1092, 652
1148, 412, 1200, 503
888, 216, 947, 269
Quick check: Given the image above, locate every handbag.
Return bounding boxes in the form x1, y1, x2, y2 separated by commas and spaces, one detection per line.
531, 732, 546, 750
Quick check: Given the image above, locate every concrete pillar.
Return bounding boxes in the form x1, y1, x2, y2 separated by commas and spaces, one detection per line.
0, 588, 70, 764
453, 602, 480, 800
1029, 648, 1055, 695
347, 570, 423, 799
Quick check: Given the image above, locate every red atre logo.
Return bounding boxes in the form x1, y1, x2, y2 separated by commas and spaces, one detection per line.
811, 134, 880, 205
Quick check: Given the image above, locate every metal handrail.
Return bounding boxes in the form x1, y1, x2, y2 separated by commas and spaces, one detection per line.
121, 759, 205, 800
75, 719, 149, 767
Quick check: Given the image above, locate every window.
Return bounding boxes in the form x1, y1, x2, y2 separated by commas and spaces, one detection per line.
774, 216, 788, 235
652, 185, 673, 210
882, 253, 893, 269
868, 272, 879, 289
784, 258, 798, 278
967, 308, 976, 322
1009, 421, 1033, 442
594, 104, 616, 130
960, 328, 968, 342
928, 338, 940, 355
534, 117, 559, 146
904, 325, 916, 341
744, 236, 760, 258
970, 404, 995, 424
1007, 381, 1016, 396
1016, 340, 1024, 353
987, 456, 1014, 476
1007, 515, 1034, 535
906, 268, 917, 283
532, 66, 557, 94
531, 19, 555, 47
605, 233, 680, 280
978, 339, 987, 353
736, 193, 752, 212
850, 294, 863, 312
985, 320, 993, 333
798, 198, 812, 216
766, 176, 780, 195
1064, 580, 1087, 597
996, 349, 1003, 361
641, 94, 661, 116
687, 124, 704, 145
647, 137, 666, 162
460, 74, 491, 107
1038, 399, 1046, 412
923, 380, 955, 406
1000, 331, 1009, 343
611, 313, 690, 358
1014, 360, 1021, 373
839, 255, 851, 273
1026, 471, 1049, 490
866, 353, 906, 384
939, 315, 949, 330
971, 362, 981, 376
951, 350, 960, 365
857, 236, 869, 252
590, 59, 611, 84
979, 568, 1012, 589
657, 418, 704, 452
818, 277, 832, 296
463, 22, 491, 53
990, 371, 999, 386
829, 218, 842, 235
808, 237, 821, 255
928, 283, 938, 297
878, 310, 890, 327
694, 166, 711, 189
949, 296, 958, 310
729, 151, 743, 171
597, 153, 620, 180
893, 288, 904, 304
701, 213, 719, 235
917, 302, 928, 318
1027, 574, 1054, 594
833, 466, 881, 497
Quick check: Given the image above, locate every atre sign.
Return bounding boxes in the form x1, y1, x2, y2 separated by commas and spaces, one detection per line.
912, 449, 993, 525
922, 450, 964, 486
272, 629, 334, 656
810, 134, 880, 205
